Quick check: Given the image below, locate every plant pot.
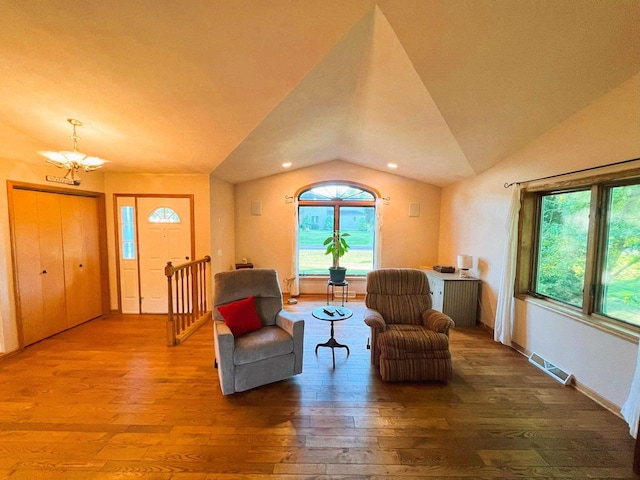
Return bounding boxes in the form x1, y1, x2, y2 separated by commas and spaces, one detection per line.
329, 266, 347, 283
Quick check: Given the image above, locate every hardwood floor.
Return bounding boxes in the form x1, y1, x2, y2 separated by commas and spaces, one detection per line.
0, 296, 636, 479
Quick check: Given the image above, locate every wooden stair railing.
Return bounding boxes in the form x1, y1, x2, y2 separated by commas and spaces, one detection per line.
165, 255, 212, 346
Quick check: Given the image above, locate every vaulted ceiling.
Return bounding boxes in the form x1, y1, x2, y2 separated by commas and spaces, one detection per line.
1, 1, 638, 186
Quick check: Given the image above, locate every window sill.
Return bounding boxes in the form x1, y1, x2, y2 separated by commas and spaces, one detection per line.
516, 294, 640, 344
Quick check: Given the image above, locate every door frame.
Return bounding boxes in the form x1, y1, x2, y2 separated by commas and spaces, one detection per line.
7, 181, 110, 348
113, 193, 195, 314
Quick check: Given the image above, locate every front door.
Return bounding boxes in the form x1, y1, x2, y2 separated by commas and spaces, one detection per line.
137, 197, 192, 314
117, 196, 193, 314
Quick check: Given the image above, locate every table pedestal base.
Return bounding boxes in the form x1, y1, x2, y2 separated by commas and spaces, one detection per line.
315, 320, 350, 369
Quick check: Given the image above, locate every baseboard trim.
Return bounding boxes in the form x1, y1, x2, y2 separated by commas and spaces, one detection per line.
0, 349, 21, 361
508, 337, 622, 418
331, 291, 358, 300
573, 379, 623, 419
477, 323, 622, 418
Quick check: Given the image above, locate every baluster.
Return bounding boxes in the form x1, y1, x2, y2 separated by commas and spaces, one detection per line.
166, 256, 212, 346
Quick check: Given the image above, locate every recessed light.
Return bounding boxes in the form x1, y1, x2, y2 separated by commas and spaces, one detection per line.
387, 163, 398, 169
282, 162, 292, 168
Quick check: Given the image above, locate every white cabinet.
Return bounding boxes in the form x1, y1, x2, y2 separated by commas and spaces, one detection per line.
423, 270, 480, 326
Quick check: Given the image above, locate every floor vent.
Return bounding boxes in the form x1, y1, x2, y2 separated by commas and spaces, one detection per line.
528, 352, 573, 385
331, 291, 357, 300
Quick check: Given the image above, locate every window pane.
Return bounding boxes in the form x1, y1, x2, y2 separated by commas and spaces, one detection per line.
120, 206, 136, 260
123, 242, 135, 260
338, 206, 374, 275
121, 205, 133, 223
122, 223, 134, 242
600, 184, 640, 325
298, 206, 334, 275
149, 207, 180, 223
535, 190, 591, 307
299, 185, 374, 201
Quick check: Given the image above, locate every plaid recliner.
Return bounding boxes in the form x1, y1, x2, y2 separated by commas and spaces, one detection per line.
364, 268, 454, 382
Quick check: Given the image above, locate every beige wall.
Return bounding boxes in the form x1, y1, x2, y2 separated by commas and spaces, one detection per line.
209, 175, 236, 275
232, 160, 441, 295
439, 74, 640, 408
103, 172, 211, 311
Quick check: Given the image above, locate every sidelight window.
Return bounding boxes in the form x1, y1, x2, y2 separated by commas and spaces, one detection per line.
120, 206, 136, 260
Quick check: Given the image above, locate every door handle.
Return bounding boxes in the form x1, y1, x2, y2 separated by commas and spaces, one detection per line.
42, 270, 47, 274
185, 256, 190, 260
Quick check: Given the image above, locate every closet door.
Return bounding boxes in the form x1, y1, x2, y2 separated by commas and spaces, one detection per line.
13, 189, 67, 345
60, 194, 103, 328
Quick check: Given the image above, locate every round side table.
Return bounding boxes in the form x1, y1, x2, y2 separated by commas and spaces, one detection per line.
312, 306, 352, 369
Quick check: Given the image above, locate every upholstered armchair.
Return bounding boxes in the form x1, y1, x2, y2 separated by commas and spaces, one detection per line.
364, 268, 455, 382
213, 268, 304, 395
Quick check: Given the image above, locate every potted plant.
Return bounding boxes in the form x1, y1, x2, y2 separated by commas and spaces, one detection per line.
323, 230, 350, 283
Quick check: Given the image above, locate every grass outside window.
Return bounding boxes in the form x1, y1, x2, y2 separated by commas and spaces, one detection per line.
518, 173, 640, 329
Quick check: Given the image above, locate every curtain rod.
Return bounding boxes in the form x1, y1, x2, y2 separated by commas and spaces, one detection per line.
503, 157, 640, 188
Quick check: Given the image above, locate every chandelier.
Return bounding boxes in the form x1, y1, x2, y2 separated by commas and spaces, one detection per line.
39, 118, 109, 183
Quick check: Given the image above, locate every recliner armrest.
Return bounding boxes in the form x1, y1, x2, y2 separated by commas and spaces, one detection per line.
276, 309, 304, 336
213, 320, 236, 395
364, 308, 387, 331
276, 309, 305, 375
214, 320, 234, 347
422, 309, 455, 335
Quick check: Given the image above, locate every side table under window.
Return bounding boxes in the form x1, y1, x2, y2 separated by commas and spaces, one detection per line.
327, 280, 349, 307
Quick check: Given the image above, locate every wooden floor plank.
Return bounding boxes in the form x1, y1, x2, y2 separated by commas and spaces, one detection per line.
0, 296, 637, 479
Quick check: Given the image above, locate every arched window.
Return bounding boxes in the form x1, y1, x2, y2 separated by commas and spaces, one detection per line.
298, 182, 377, 276
148, 207, 181, 223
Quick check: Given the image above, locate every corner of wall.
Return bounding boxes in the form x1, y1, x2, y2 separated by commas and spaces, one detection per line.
209, 175, 236, 276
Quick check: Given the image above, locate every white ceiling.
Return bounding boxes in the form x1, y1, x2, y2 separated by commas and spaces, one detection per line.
1, 1, 638, 186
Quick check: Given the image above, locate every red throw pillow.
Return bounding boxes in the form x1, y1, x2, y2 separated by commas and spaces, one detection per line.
217, 295, 263, 337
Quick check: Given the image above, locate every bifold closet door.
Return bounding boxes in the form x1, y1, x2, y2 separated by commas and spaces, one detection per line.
60, 194, 103, 328
12, 189, 67, 345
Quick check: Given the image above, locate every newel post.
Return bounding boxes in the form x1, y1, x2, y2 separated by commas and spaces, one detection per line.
165, 261, 176, 346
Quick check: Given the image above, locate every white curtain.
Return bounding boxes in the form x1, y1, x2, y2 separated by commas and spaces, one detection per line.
375, 198, 385, 268
622, 348, 640, 437
289, 197, 300, 297
494, 184, 521, 346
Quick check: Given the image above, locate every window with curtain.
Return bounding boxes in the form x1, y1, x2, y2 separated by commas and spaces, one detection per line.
297, 183, 377, 276
517, 176, 640, 329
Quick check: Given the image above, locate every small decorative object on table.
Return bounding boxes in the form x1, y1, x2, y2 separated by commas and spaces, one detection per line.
433, 265, 455, 273
457, 255, 473, 278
